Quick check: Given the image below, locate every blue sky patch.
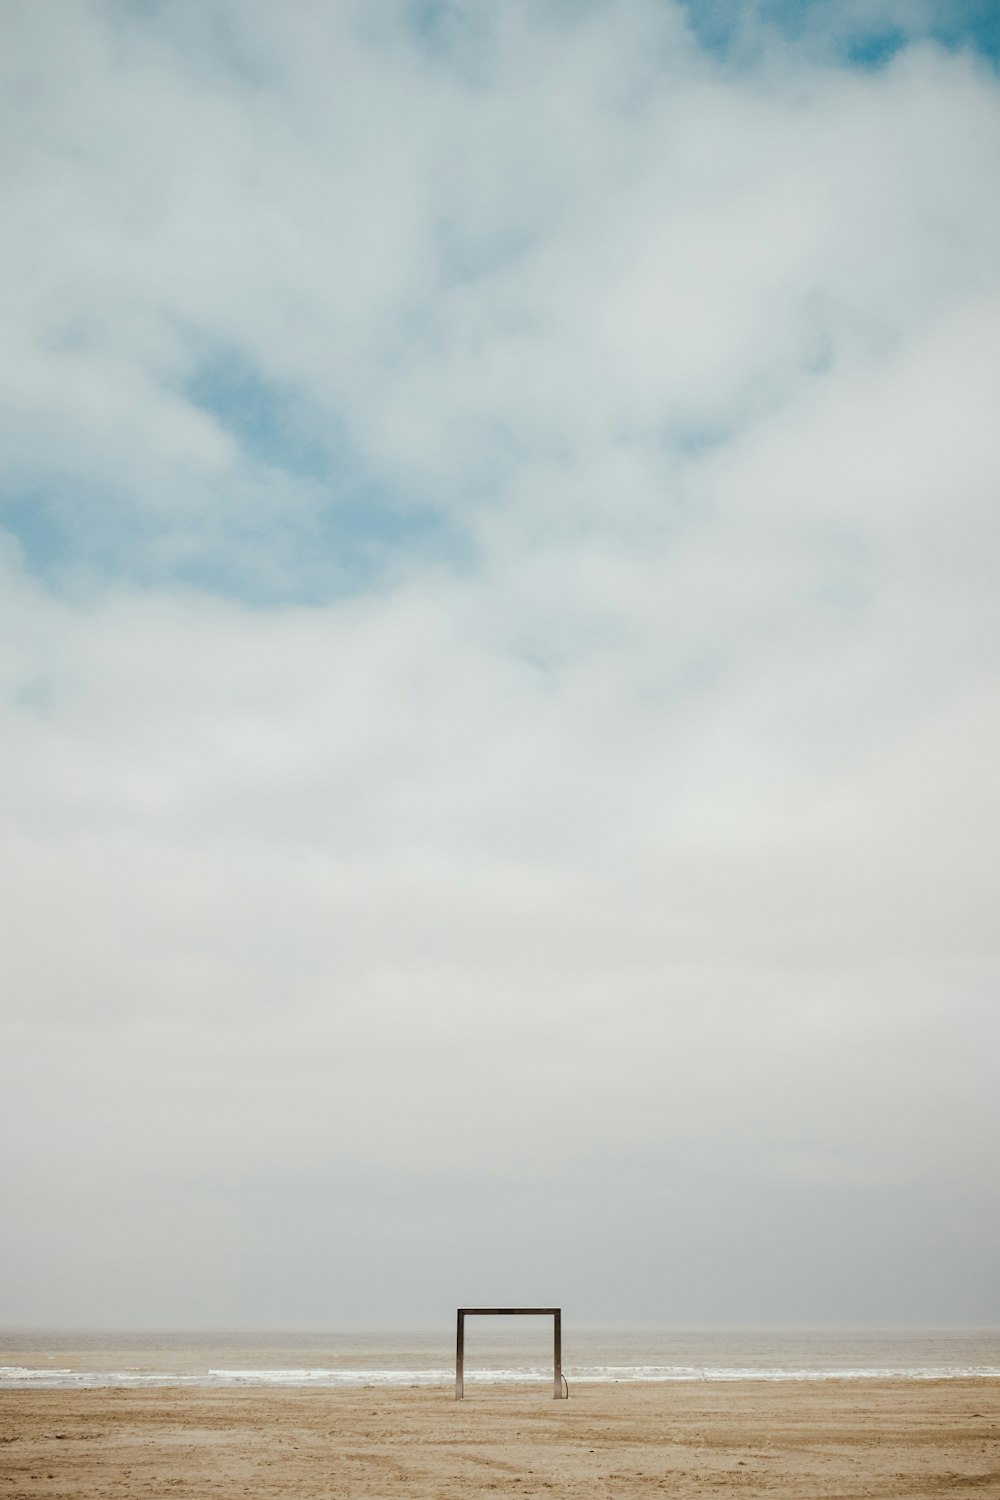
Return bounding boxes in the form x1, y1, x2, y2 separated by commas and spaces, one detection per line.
185, 351, 331, 481
1, 340, 472, 606
0, 468, 471, 609
171, 500, 469, 607
1, 492, 72, 578
679, 0, 1000, 68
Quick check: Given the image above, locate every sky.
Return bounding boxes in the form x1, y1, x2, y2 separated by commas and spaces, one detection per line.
1, 0, 999, 1332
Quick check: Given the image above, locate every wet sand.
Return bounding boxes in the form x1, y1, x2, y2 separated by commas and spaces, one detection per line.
1, 1379, 998, 1498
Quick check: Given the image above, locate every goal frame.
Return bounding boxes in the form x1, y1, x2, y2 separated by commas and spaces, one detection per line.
455, 1307, 564, 1399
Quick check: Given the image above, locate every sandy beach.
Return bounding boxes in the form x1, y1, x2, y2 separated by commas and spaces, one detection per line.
1, 1379, 997, 1498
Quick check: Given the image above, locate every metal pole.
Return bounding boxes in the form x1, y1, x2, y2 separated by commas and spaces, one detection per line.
456, 1309, 465, 1400
553, 1308, 563, 1398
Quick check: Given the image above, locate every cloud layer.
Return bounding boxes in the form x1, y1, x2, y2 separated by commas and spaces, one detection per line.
1, 0, 999, 1328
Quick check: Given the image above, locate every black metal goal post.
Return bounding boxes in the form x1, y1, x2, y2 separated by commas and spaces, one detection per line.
455, 1307, 564, 1399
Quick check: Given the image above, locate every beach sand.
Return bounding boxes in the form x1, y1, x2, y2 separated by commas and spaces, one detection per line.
1, 1379, 998, 1498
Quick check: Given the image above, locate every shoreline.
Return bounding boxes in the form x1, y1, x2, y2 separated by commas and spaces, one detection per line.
3, 1378, 998, 1498
1, 1374, 1000, 1392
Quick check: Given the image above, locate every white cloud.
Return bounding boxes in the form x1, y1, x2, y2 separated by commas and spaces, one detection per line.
1, 0, 998, 1325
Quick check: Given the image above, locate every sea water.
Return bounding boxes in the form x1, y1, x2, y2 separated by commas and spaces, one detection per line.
3, 1327, 999, 1389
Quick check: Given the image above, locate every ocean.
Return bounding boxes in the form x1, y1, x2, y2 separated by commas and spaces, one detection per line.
3, 1327, 999, 1390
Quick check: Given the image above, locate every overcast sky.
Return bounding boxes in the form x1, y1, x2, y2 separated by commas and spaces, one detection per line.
2, 0, 999, 1332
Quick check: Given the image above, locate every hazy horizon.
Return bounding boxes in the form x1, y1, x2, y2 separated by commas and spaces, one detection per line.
4, 1320, 1000, 1334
